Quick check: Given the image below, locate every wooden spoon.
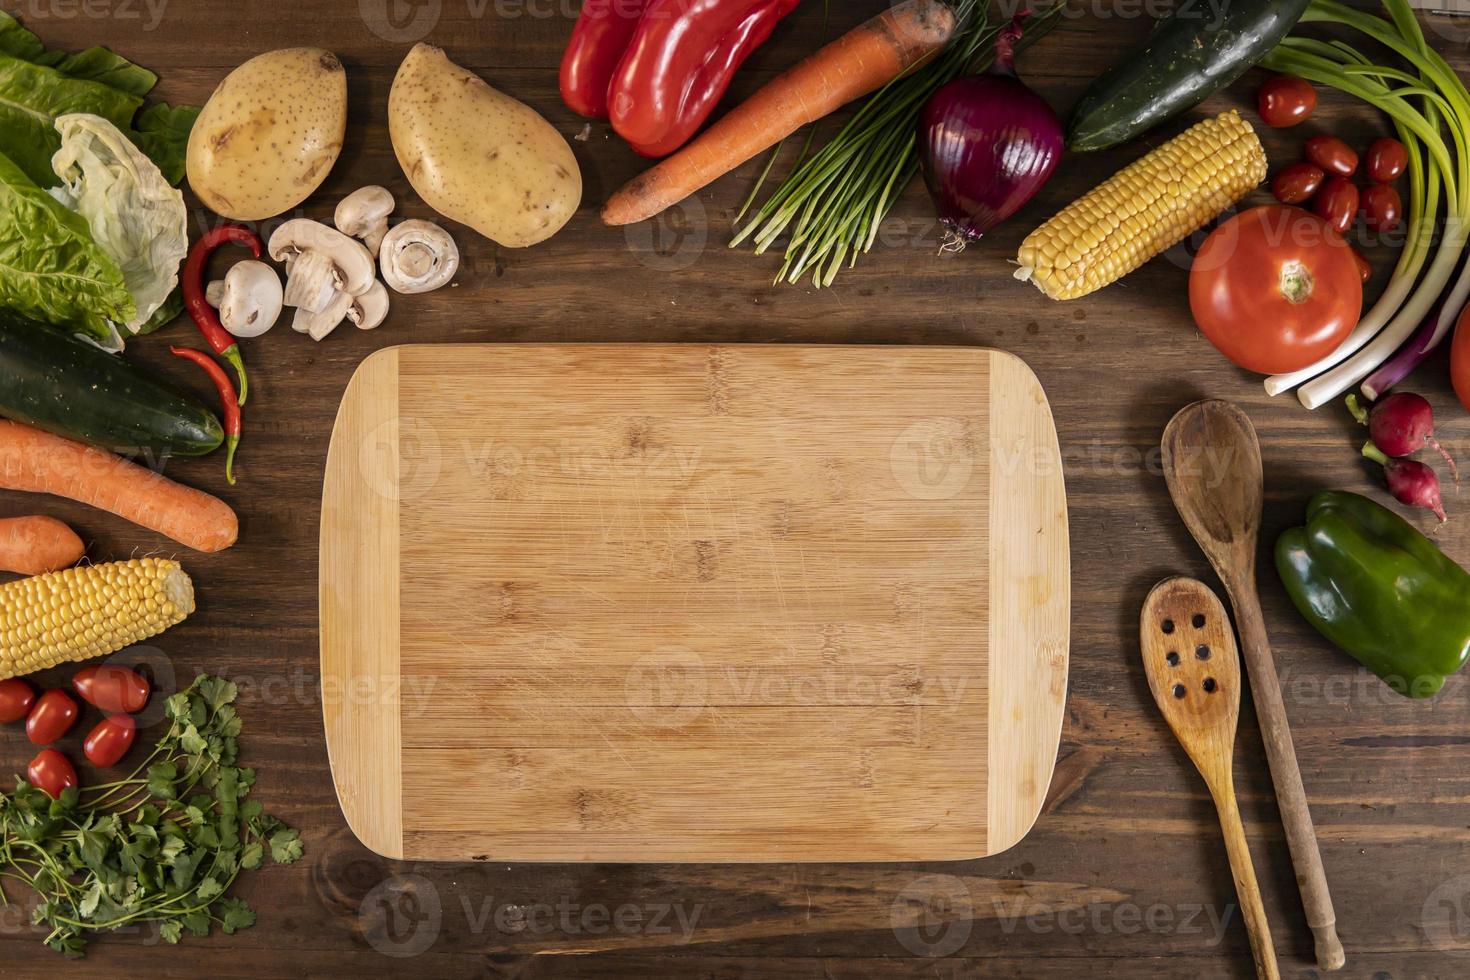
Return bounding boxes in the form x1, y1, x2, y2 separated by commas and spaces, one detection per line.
1142, 577, 1279, 980
1162, 400, 1345, 972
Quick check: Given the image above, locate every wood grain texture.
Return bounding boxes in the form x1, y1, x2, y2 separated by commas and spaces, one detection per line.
1, 2, 1468, 976
320, 345, 1068, 862
1163, 401, 1344, 971
1142, 578, 1277, 980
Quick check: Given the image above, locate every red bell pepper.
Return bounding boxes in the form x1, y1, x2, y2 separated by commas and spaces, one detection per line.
561, 0, 653, 119
612, 0, 801, 157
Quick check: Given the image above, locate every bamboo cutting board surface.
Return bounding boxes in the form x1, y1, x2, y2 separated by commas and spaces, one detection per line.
320, 345, 1069, 863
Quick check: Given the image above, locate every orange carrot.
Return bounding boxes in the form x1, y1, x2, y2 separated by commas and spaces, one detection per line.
602, 0, 958, 227
0, 421, 238, 553
0, 516, 85, 576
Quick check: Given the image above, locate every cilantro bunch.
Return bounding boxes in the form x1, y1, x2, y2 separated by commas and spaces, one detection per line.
0, 675, 301, 957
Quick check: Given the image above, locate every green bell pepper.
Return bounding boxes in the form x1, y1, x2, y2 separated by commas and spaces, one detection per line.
1276, 491, 1470, 698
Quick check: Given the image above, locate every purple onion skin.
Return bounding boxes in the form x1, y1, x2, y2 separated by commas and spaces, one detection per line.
918, 72, 1063, 249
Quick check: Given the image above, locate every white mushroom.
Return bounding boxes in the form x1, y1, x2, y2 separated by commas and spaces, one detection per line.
291, 289, 354, 342
268, 219, 375, 314
216, 260, 283, 339
379, 219, 459, 294
348, 281, 390, 330
335, 186, 395, 257
206, 279, 226, 307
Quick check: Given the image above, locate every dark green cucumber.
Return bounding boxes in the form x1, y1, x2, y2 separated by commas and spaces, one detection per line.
1067, 0, 1311, 152
0, 312, 223, 457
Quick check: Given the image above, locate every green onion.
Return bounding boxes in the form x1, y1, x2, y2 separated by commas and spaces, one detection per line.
1262, 0, 1470, 408
730, 1, 1065, 288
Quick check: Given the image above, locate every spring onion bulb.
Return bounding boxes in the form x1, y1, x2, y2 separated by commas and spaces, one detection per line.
1259, 0, 1470, 407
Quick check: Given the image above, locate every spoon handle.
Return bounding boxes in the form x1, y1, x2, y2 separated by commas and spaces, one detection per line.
1229, 579, 1345, 972
1210, 779, 1280, 980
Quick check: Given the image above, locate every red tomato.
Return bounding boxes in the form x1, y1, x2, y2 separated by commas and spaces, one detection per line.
1452, 303, 1470, 413
1271, 162, 1325, 205
1258, 75, 1317, 127
26, 749, 77, 800
1312, 176, 1360, 235
72, 664, 150, 714
1361, 183, 1402, 231
1351, 248, 1372, 284
1366, 137, 1407, 183
1189, 205, 1363, 375
26, 689, 78, 745
1305, 136, 1359, 177
83, 715, 137, 768
0, 678, 35, 723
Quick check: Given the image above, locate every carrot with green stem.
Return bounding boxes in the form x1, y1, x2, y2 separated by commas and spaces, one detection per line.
602, 0, 959, 227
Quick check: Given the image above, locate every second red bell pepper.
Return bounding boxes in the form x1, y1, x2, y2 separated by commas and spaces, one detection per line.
561, 0, 653, 119
563, 0, 800, 158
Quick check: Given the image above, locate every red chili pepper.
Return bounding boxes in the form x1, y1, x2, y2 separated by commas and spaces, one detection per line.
560, 0, 653, 119
607, 0, 801, 158
183, 225, 262, 405
171, 346, 242, 484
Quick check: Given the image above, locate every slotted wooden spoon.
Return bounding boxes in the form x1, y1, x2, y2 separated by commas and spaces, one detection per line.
1142, 577, 1279, 980
1162, 400, 1344, 971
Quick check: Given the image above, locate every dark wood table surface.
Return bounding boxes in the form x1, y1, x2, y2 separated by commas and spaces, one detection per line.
2, 1, 1468, 976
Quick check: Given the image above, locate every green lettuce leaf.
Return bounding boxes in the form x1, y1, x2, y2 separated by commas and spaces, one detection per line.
0, 10, 194, 186
0, 149, 132, 345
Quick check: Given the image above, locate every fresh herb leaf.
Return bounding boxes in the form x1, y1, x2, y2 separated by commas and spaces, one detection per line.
216, 897, 255, 935
269, 828, 303, 865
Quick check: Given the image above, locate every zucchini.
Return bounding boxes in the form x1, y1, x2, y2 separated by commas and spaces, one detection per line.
0, 312, 223, 457
1067, 0, 1311, 152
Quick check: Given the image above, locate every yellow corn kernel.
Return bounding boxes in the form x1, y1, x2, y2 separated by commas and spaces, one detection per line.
1016, 110, 1267, 300
0, 559, 194, 679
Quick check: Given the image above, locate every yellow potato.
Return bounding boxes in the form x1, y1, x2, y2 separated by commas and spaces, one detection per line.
187, 48, 347, 221
389, 44, 581, 248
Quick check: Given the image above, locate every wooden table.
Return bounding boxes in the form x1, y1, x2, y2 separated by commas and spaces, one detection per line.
2, 1, 1467, 976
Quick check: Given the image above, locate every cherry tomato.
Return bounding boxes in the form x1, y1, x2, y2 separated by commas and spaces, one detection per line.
1189, 205, 1362, 375
25, 689, 78, 745
1305, 135, 1359, 177
1312, 176, 1360, 235
1366, 137, 1407, 183
1351, 248, 1372, 284
1258, 75, 1317, 127
1361, 183, 1403, 231
83, 714, 137, 768
72, 664, 150, 714
1271, 162, 1325, 205
26, 749, 77, 800
0, 678, 35, 723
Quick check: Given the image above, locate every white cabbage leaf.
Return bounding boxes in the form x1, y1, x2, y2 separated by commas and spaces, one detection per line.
49, 112, 187, 337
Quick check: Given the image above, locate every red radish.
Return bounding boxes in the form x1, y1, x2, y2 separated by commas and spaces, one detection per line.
1364, 443, 1447, 522
1348, 392, 1459, 484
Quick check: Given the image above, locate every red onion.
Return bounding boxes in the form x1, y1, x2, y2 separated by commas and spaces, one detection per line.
917, 16, 1062, 252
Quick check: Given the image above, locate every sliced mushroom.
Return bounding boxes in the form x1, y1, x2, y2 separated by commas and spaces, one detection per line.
291, 289, 354, 342
379, 219, 459, 294
216, 260, 283, 339
206, 279, 226, 308
268, 219, 375, 314
335, 186, 395, 257
348, 281, 390, 331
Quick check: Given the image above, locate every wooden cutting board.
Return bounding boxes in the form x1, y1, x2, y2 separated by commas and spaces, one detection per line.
320, 345, 1069, 863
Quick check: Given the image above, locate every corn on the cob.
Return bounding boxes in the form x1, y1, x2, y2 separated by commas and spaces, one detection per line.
1015, 110, 1267, 301
0, 559, 194, 679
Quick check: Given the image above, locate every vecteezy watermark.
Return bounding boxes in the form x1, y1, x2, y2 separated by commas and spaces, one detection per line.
624, 195, 708, 272
358, 873, 705, 958
891, 418, 977, 501
8, 0, 169, 31
358, 0, 607, 42
624, 648, 970, 728
890, 874, 1238, 957
1423, 874, 1470, 958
